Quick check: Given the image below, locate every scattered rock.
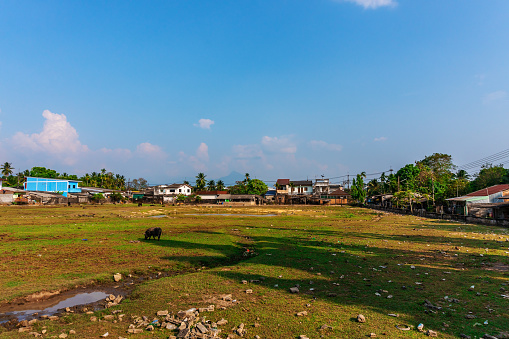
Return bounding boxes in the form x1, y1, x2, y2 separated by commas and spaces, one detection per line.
357, 314, 366, 323
216, 318, 228, 326
369, 333, 377, 338
290, 287, 299, 293
113, 273, 122, 282
296, 311, 308, 316
427, 330, 438, 337
58, 334, 68, 339
157, 310, 169, 316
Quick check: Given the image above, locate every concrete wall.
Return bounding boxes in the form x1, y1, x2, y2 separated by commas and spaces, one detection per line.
0, 194, 13, 204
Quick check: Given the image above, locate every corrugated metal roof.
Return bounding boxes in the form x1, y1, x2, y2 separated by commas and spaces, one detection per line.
466, 184, 509, 197
447, 196, 487, 202
167, 183, 192, 189
196, 190, 228, 195
469, 202, 509, 208
329, 189, 350, 197
291, 180, 313, 186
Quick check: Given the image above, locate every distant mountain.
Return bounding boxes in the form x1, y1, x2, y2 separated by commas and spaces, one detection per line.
217, 171, 246, 186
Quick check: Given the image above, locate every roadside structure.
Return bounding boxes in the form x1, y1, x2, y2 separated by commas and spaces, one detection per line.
23, 177, 81, 197
196, 190, 228, 203
0, 186, 26, 204
216, 194, 265, 206
288, 180, 313, 195
320, 188, 351, 205
313, 178, 330, 195
447, 184, 509, 216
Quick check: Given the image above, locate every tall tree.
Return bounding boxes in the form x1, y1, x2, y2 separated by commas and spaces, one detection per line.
471, 164, 508, 191
418, 153, 455, 183
216, 180, 225, 191
1, 162, 14, 177
195, 173, 207, 191
207, 180, 216, 191
350, 173, 366, 204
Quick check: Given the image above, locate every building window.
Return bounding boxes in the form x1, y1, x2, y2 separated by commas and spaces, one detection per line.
179, 189, 181, 192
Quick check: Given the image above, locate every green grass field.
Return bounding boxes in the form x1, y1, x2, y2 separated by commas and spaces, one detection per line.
1, 204, 508, 338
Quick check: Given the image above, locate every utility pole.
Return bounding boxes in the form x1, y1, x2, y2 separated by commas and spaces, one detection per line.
432, 177, 435, 206
347, 174, 350, 190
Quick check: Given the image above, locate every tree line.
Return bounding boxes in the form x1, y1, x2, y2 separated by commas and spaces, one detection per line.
0, 163, 130, 191
191, 172, 268, 195
350, 153, 509, 208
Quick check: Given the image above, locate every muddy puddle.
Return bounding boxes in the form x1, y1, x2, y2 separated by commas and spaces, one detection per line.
0, 270, 172, 326
0, 285, 129, 325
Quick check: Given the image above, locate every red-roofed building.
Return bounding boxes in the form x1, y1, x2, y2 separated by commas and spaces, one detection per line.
465, 184, 509, 197
276, 179, 290, 195
447, 184, 509, 216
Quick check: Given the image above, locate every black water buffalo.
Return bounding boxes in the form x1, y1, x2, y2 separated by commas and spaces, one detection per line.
144, 227, 162, 240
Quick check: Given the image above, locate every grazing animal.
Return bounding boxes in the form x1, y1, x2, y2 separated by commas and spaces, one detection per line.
144, 227, 162, 240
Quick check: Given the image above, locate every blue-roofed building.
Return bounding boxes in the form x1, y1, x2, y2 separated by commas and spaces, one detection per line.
24, 177, 81, 197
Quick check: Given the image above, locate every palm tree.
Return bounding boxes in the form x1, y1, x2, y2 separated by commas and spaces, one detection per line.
207, 180, 216, 191
195, 173, 206, 191
216, 180, 225, 191
244, 173, 250, 183
456, 169, 470, 180
1, 162, 14, 177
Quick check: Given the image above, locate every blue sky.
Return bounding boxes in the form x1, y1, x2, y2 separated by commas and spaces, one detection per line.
1, 0, 508, 185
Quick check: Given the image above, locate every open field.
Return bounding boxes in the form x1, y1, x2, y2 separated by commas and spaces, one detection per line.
1, 204, 509, 338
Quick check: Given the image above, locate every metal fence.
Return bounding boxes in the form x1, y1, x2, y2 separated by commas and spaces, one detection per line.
366, 204, 509, 228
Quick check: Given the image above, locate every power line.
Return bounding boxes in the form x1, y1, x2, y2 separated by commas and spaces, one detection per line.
457, 148, 509, 171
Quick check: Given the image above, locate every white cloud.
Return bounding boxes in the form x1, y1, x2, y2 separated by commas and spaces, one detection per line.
196, 142, 209, 162
11, 110, 89, 165
374, 136, 388, 142
136, 142, 166, 157
261, 136, 297, 154
178, 143, 209, 172
309, 140, 343, 152
339, 0, 396, 9
194, 118, 215, 130
483, 90, 507, 104
232, 144, 263, 159
4, 109, 171, 179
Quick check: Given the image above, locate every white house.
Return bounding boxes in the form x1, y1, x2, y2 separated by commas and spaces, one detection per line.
288, 180, 313, 195
153, 183, 193, 196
